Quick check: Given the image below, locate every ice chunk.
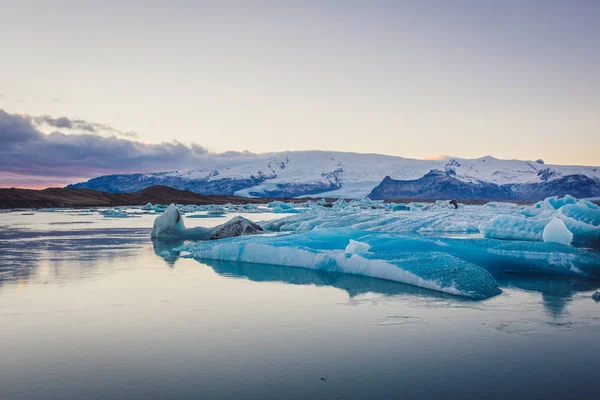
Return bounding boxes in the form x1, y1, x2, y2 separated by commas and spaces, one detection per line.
345, 239, 370, 255
547, 195, 577, 210
206, 205, 226, 215
262, 206, 493, 235
593, 291, 600, 301
268, 201, 302, 214
142, 202, 153, 211
99, 209, 131, 218
479, 215, 548, 242
391, 204, 411, 211
480, 196, 599, 247
151, 204, 186, 238
186, 214, 226, 219
209, 216, 265, 240
542, 218, 573, 245
151, 204, 264, 240
262, 195, 599, 248
177, 229, 502, 299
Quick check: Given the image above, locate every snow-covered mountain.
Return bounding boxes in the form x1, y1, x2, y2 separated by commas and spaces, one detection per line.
67, 151, 600, 201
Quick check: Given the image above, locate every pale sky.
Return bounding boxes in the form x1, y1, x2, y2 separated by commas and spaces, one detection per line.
1, 0, 599, 182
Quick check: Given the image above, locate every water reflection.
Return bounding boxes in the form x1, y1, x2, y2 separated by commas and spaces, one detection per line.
496, 273, 600, 318
0, 227, 149, 287
2, 226, 598, 320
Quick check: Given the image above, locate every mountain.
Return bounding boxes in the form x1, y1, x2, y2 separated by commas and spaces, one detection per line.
68, 151, 600, 201
369, 169, 600, 201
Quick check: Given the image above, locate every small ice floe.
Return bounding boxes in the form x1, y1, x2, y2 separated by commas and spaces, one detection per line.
345, 239, 370, 256
100, 209, 130, 218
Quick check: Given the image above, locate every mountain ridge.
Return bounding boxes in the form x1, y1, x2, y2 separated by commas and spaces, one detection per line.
67, 150, 600, 201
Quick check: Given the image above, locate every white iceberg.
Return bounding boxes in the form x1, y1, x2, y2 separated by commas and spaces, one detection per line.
542, 218, 573, 246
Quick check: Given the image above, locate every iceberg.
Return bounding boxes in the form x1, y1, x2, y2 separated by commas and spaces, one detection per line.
345, 239, 370, 255
480, 196, 599, 247
479, 215, 548, 242
151, 204, 264, 241
178, 229, 502, 299
542, 218, 573, 246
99, 209, 132, 218
267, 201, 303, 214
151, 196, 600, 300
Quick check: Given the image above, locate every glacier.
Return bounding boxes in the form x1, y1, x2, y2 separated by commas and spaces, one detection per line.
67, 151, 600, 201
150, 195, 600, 300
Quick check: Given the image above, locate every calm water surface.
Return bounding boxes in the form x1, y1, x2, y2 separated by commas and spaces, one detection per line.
1, 210, 599, 399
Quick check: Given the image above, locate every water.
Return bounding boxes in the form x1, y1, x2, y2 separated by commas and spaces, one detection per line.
1, 210, 599, 399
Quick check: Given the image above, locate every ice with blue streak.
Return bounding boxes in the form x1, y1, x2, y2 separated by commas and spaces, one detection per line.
151, 196, 600, 300
178, 229, 502, 299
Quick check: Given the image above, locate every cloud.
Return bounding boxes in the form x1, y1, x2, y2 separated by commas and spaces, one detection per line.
29, 114, 139, 138
0, 109, 208, 183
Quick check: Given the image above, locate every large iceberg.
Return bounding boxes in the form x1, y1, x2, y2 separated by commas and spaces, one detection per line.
263, 195, 600, 248
152, 197, 600, 300
178, 229, 502, 299
479, 196, 599, 247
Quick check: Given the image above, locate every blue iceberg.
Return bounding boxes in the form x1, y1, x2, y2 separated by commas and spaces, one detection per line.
150, 196, 600, 300
178, 229, 502, 299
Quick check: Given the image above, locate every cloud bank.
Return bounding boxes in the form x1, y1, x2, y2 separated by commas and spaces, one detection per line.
0, 109, 209, 186
29, 114, 139, 138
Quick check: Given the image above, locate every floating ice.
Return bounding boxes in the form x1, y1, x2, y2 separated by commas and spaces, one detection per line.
142, 202, 154, 211
206, 205, 226, 215
99, 209, 131, 218
593, 291, 600, 301
345, 239, 370, 255
479, 215, 547, 242
145, 196, 600, 299
151, 204, 185, 238
542, 218, 573, 246
186, 214, 226, 219
262, 206, 494, 235
480, 196, 599, 247
151, 204, 264, 241
177, 229, 502, 299
268, 201, 303, 214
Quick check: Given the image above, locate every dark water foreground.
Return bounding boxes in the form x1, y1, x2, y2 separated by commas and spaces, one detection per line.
1, 217, 599, 399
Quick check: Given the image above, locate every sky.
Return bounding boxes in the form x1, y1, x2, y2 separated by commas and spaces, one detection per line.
1, 0, 599, 188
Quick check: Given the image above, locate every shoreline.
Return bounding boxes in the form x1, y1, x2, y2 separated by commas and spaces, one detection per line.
2, 185, 594, 210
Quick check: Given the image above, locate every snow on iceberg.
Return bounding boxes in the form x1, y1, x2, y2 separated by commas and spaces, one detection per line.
177, 229, 502, 299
